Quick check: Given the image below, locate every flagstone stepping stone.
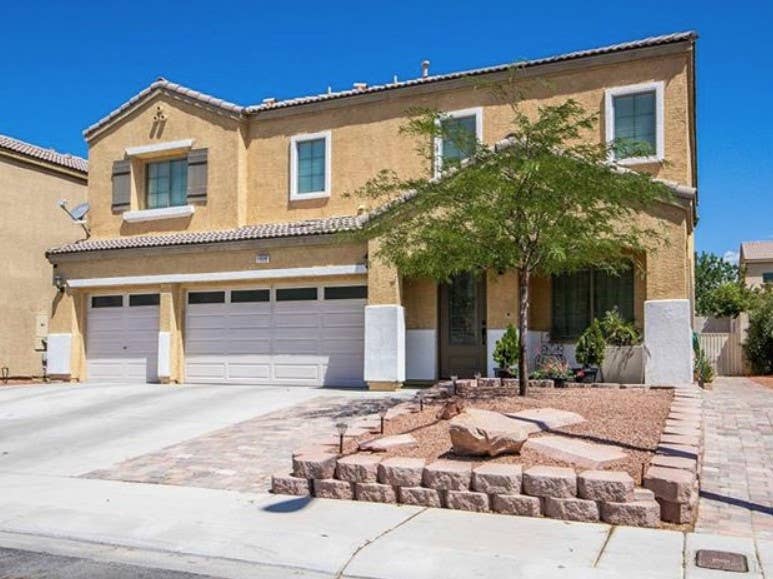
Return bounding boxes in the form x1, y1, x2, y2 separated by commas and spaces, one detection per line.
449, 408, 531, 457
506, 408, 586, 431
523, 435, 627, 469
358, 434, 418, 452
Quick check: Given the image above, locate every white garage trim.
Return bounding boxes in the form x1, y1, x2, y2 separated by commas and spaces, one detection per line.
67, 264, 367, 288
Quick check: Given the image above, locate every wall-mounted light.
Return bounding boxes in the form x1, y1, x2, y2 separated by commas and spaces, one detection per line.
378, 408, 388, 434
53, 274, 66, 293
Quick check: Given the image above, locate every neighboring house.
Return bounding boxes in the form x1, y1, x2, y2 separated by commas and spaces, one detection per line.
0, 134, 87, 378
740, 241, 773, 288
46, 32, 698, 389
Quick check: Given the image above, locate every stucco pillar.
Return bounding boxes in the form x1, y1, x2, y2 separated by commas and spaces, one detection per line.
644, 299, 693, 385
158, 284, 184, 384
364, 239, 405, 390
486, 270, 519, 377
46, 289, 84, 381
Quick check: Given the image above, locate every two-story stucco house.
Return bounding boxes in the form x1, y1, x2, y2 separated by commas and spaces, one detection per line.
0, 134, 87, 379
46, 32, 698, 389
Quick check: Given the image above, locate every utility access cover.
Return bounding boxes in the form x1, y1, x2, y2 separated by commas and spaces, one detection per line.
695, 550, 749, 573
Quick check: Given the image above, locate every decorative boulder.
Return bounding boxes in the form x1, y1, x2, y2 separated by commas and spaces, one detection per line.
449, 409, 530, 457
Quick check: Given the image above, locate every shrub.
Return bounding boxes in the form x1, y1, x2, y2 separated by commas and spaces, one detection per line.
531, 356, 574, 380
492, 324, 520, 371
694, 348, 715, 385
575, 319, 606, 367
705, 282, 754, 318
600, 309, 641, 346
744, 290, 773, 374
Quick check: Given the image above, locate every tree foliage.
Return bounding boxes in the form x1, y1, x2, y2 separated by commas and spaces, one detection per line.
744, 289, 773, 375
350, 92, 674, 394
695, 251, 741, 316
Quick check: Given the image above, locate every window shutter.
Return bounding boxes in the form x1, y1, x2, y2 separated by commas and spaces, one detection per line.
187, 148, 208, 202
111, 160, 131, 211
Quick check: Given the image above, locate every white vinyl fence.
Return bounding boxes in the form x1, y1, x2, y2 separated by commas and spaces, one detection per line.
698, 332, 744, 376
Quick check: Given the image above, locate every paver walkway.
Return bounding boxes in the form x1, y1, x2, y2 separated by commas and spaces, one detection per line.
85, 392, 408, 493
696, 376, 773, 541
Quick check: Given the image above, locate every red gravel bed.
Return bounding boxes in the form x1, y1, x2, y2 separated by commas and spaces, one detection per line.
363, 389, 672, 484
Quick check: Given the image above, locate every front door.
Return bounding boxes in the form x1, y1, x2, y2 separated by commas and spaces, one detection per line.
439, 272, 487, 378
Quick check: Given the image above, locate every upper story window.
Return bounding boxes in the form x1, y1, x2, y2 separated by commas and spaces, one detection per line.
434, 107, 482, 177
763, 272, 773, 285
290, 131, 331, 200
605, 82, 664, 164
147, 158, 188, 209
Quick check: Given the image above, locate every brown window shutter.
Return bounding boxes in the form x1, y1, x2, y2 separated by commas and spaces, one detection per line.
111, 160, 131, 211
187, 148, 208, 202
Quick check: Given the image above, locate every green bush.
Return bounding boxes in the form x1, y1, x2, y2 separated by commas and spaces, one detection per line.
705, 282, 754, 318
600, 309, 641, 346
744, 291, 773, 375
694, 348, 715, 385
575, 319, 606, 367
492, 324, 520, 371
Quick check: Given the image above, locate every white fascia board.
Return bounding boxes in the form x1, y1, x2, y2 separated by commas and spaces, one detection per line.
67, 264, 367, 289
123, 205, 195, 223
125, 139, 195, 158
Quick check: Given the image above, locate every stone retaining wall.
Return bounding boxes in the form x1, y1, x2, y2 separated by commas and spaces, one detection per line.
272, 385, 705, 529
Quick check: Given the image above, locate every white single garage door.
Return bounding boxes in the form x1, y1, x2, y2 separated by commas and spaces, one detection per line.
185, 284, 366, 386
86, 293, 160, 382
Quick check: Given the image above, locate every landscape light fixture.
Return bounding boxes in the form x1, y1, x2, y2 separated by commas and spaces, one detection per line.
418, 391, 425, 412
335, 422, 348, 454
378, 408, 388, 434
1, 367, 8, 384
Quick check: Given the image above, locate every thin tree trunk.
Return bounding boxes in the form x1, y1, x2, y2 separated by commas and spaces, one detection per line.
518, 267, 530, 396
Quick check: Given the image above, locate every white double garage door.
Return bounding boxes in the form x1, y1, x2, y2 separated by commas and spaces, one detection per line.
86, 284, 366, 386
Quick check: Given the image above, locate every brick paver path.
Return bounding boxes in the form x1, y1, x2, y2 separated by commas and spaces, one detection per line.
85, 392, 407, 493
696, 377, 773, 541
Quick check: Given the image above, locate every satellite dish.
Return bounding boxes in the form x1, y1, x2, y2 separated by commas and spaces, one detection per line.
70, 202, 90, 221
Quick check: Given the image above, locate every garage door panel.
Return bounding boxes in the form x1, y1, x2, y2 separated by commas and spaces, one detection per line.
322, 312, 364, 328
273, 339, 319, 355
185, 363, 227, 380
272, 313, 320, 328
273, 363, 320, 381
226, 339, 272, 355
228, 313, 271, 329
186, 315, 227, 330
321, 339, 364, 355
227, 363, 271, 380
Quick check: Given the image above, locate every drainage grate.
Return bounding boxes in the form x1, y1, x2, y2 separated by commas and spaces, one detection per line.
695, 550, 749, 573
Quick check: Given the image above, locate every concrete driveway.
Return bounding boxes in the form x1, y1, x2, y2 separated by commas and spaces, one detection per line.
0, 381, 405, 478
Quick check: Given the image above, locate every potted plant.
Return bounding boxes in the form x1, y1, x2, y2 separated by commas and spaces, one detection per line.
492, 324, 520, 378
575, 319, 606, 383
531, 356, 574, 388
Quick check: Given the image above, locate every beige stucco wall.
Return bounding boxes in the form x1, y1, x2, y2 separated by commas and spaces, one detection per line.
87, 94, 246, 238
743, 261, 773, 288
0, 156, 86, 376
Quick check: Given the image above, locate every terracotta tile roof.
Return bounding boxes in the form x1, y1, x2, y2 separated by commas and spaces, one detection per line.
741, 241, 773, 262
0, 133, 88, 173
84, 31, 696, 140
47, 215, 364, 256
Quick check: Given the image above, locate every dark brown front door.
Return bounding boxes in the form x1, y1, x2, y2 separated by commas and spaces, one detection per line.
439, 272, 487, 378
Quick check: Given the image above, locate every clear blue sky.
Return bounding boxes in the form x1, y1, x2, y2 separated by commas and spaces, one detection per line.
1, 1, 770, 260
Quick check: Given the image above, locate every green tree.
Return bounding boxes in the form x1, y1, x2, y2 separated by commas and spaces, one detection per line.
695, 251, 740, 315
351, 97, 673, 395
492, 324, 520, 372
575, 319, 606, 368
744, 289, 773, 375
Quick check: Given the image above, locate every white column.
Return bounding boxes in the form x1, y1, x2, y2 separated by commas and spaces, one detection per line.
157, 331, 171, 381
644, 299, 693, 385
364, 305, 406, 383
46, 333, 72, 376
406, 329, 436, 381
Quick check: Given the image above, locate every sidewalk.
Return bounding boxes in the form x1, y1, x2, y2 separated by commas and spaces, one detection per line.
0, 473, 767, 578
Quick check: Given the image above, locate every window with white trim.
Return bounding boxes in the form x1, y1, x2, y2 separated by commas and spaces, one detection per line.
605, 82, 664, 164
290, 131, 331, 200
434, 108, 482, 176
